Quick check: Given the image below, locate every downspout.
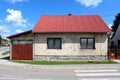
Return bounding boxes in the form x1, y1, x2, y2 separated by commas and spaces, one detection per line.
100, 41, 102, 56
33, 33, 35, 61
10, 39, 12, 60
107, 33, 110, 60
100, 34, 102, 56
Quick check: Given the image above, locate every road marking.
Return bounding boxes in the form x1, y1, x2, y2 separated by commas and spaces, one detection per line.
74, 69, 118, 72
76, 73, 120, 77
25, 79, 52, 80
0, 78, 52, 80
0, 77, 23, 80
80, 78, 120, 80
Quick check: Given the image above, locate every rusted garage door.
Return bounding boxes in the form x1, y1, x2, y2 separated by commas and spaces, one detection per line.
12, 40, 33, 60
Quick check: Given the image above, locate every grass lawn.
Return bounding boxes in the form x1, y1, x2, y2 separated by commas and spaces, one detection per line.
2, 50, 10, 55
12, 60, 118, 65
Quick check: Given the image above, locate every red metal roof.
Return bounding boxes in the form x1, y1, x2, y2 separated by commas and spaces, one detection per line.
7, 30, 32, 38
33, 15, 111, 33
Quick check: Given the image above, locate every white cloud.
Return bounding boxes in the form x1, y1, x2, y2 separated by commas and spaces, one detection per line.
76, 0, 103, 7
5, 9, 29, 27
3, 34, 10, 39
108, 24, 112, 29
0, 26, 10, 33
16, 29, 23, 33
6, 0, 28, 4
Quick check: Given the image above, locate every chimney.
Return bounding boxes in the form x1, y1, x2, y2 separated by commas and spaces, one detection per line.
68, 14, 72, 16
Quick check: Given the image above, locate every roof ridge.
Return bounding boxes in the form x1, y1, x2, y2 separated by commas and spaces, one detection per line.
41, 14, 100, 17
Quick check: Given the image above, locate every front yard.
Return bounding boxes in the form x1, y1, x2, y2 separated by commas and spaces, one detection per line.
2, 50, 10, 55
12, 60, 118, 65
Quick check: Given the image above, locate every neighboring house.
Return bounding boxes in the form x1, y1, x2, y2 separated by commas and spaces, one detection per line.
7, 14, 111, 60
2, 39, 9, 46
0, 35, 9, 47
110, 24, 120, 49
108, 24, 120, 59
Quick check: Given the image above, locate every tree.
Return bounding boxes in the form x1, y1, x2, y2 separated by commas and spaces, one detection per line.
111, 13, 120, 38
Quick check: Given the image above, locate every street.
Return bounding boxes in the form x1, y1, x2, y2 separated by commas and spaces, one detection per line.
0, 47, 9, 54
0, 64, 120, 80
0, 47, 120, 80
0, 65, 75, 80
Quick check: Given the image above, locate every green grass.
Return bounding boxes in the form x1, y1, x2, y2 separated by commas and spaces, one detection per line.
2, 50, 10, 55
12, 60, 118, 65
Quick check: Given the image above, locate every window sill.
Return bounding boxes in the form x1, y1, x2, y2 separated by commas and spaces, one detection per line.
80, 48, 96, 50
47, 48, 62, 49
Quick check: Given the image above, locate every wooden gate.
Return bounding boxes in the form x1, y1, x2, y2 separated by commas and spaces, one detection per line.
108, 49, 120, 59
12, 44, 33, 60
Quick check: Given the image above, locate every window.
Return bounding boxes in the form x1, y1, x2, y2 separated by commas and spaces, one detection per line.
47, 38, 62, 49
12, 40, 18, 44
12, 40, 33, 44
80, 38, 95, 49
26, 41, 33, 44
19, 41, 26, 44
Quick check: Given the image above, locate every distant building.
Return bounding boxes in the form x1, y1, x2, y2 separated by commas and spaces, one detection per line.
2, 39, 9, 46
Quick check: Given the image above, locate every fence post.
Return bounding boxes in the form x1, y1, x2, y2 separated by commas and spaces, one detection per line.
108, 48, 110, 59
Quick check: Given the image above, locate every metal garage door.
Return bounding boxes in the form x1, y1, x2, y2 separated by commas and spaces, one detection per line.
12, 40, 33, 60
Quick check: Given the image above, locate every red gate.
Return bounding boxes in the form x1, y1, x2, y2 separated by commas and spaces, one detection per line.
12, 44, 33, 60
108, 49, 120, 59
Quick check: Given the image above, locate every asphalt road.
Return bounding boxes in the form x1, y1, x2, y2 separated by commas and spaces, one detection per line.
0, 47, 120, 80
0, 64, 120, 80
0, 47, 9, 54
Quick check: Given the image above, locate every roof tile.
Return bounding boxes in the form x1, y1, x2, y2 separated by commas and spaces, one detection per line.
33, 15, 111, 33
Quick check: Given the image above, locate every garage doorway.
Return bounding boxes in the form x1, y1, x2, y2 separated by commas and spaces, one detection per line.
11, 40, 33, 60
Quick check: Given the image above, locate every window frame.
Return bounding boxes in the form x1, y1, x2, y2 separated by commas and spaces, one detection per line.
47, 38, 62, 49
80, 38, 95, 49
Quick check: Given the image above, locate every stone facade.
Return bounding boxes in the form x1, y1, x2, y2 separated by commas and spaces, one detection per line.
9, 32, 109, 60
34, 55, 107, 61
33, 33, 108, 60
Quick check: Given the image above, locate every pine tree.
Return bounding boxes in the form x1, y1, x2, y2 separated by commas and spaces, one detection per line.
111, 13, 120, 38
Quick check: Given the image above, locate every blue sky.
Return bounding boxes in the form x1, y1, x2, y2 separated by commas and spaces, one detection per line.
0, 0, 120, 38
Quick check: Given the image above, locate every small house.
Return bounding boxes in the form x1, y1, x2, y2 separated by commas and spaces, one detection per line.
7, 14, 111, 60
